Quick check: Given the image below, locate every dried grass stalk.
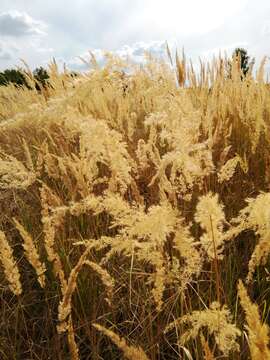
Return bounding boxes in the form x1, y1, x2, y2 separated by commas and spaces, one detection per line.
0, 230, 22, 296
57, 243, 96, 333
13, 218, 46, 288
67, 317, 79, 360
84, 260, 114, 305
200, 334, 215, 360
165, 302, 240, 355
238, 280, 270, 359
93, 323, 150, 360
40, 184, 67, 292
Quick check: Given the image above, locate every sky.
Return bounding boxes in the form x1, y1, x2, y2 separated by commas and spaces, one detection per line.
0, 0, 270, 72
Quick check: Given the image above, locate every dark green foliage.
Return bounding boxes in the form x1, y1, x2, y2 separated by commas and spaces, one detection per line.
33, 66, 50, 90
232, 48, 250, 76
0, 66, 50, 90
227, 48, 255, 80
0, 68, 29, 88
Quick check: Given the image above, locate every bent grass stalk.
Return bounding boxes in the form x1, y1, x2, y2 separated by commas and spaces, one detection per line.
0, 230, 22, 296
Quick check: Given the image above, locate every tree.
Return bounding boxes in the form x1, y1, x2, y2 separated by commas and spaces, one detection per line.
232, 48, 250, 76
0, 66, 51, 91
229, 48, 255, 80
33, 66, 50, 90
0, 69, 29, 88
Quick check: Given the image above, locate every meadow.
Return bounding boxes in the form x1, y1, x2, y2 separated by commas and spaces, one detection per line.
0, 51, 269, 359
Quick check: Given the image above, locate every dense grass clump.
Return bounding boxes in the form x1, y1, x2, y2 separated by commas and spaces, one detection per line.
0, 53, 269, 359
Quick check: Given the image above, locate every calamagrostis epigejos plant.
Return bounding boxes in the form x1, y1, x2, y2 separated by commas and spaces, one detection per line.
1, 52, 270, 359
165, 302, 241, 356
195, 192, 226, 261
0, 230, 22, 296
232, 193, 270, 282
58, 241, 114, 333
57, 250, 88, 331
13, 218, 46, 288
0, 152, 36, 190
238, 280, 270, 359
40, 184, 67, 292
93, 323, 150, 360
200, 334, 215, 360
218, 154, 248, 183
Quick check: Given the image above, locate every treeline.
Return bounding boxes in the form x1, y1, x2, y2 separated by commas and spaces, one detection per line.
0, 48, 252, 90
0, 66, 79, 91
0, 67, 51, 90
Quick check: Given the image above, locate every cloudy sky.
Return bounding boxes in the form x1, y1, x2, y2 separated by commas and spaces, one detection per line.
0, 0, 270, 71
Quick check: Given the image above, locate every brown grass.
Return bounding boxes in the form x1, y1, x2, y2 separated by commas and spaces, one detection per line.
0, 51, 269, 359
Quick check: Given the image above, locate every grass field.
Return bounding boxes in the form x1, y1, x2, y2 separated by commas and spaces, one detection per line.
0, 52, 269, 359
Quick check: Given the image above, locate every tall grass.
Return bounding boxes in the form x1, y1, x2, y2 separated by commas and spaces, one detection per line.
0, 52, 269, 359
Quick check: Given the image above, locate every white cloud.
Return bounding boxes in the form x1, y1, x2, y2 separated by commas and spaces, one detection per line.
202, 42, 249, 59
67, 40, 170, 70
115, 41, 167, 61
0, 11, 46, 37
0, 1, 269, 72
0, 49, 11, 60
36, 47, 54, 53
141, 0, 249, 37
0, 40, 20, 63
261, 21, 270, 37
